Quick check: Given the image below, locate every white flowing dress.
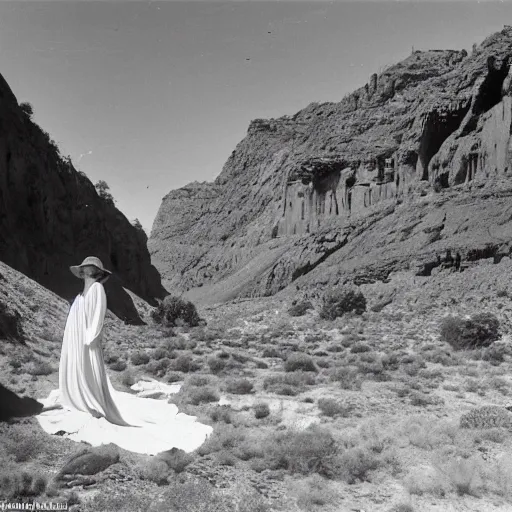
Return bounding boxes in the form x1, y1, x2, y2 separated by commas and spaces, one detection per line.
36, 282, 213, 455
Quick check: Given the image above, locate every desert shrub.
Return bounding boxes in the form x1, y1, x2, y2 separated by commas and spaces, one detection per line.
79, 489, 148, 512
0, 302, 24, 343
186, 374, 213, 387
284, 353, 317, 373
293, 474, 340, 510
410, 392, 444, 407
288, 301, 313, 317
254, 403, 270, 419
440, 313, 500, 350
207, 356, 226, 374
1, 424, 45, 463
481, 343, 510, 365
166, 372, 183, 383
157, 448, 195, 473
0, 470, 48, 499
159, 477, 270, 512
225, 378, 253, 395
145, 359, 169, 377
317, 398, 353, 418
404, 465, 448, 497
134, 457, 169, 485
264, 371, 316, 391
130, 351, 150, 366
329, 366, 363, 390
151, 295, 202, 328
263, 426, 342, 477
448, 457, 482, 496
262, 347, 282, 358
121, 369, 136, 387
197, 425, 247, 456
209, 405, 233, 423
109, 359, 127, 371
350, 343, 371, 354
26, 360, 54, 376
152, 347, 169, 360
172, 353, 201, 373
319, 286, 366, 320
185, 387, 220, 406
338, 447, 380, 484
460, 406, 512, 429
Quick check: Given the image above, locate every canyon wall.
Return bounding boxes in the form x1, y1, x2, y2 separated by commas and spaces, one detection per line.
149, 27, 512, 304
0, 74, 168, 323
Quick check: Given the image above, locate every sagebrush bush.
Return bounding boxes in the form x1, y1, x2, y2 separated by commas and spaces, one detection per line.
157, 448, 195, 474
263, 426, 340, 477
130, 351, 150, 365
109, 360, 127, 372
254, 403, 270, 419
320, 286, 366, 320
284, 353, 317, 373
317, 398, 353, 418
460, 406, 512, 429
207, 356, 226, 374
288, 301, 313, 317
329, 366, 363, 390
225, 378, 253, 395
440, 313, 500, 350
151, 295, 202, 328
26, 360, 54, 376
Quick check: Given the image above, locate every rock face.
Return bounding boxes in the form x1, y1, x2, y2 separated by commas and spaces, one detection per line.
0, 75, 167, 323
149, 27, 512, 304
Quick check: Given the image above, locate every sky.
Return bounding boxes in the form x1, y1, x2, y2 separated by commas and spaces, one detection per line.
1, 1, 512, 234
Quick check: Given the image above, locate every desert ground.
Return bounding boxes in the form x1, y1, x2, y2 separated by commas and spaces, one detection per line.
1, 256, 512, 512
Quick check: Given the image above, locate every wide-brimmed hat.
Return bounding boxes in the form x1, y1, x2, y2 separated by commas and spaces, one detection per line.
70, 256, 112, 279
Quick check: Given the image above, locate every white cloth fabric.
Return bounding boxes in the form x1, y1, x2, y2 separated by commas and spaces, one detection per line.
36, 282, 213, 455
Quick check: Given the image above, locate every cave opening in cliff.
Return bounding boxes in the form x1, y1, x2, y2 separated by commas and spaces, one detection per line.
417, 103, 471, 181
460, 56, 511, 136
473, 56, 510, 116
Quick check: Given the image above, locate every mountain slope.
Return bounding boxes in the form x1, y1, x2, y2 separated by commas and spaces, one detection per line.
149, 27, 512, 304
0, 76, 168, 323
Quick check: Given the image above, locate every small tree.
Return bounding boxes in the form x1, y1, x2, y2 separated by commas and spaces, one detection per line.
151, 295, 202, 328
19, 102, 34, 119
94, 180, 115, 205
440, 313, 500, 350
320, 286, 367, 320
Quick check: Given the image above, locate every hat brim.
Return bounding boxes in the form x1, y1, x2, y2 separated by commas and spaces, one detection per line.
70, 264, 111, 279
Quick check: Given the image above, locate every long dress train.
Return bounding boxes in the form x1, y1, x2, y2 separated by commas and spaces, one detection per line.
36, 282, 213, 455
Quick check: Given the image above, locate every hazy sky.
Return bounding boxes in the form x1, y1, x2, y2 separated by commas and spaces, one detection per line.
1, 1, 511, 233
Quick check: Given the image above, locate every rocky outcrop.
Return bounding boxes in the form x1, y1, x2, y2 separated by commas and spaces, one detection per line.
0, 75, 167, 323
149, 27, 512, 304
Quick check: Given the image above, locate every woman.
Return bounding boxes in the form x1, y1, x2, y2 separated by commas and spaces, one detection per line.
58, 256, 135, 426
37, 256, 213, 455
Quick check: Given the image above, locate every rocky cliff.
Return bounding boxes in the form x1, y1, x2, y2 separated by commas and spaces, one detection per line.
0, 74, 167, 323
149, 27, 512, 304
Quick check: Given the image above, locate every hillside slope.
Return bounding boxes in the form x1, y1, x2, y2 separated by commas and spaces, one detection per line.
0, 74, 167, 322
149, 27, 512, 304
